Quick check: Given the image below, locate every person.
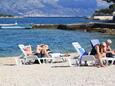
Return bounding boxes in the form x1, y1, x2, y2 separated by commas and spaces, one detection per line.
40, 44, 51, 58
34, 44, 51, 63
90, 42, 106, 67
104, 39, 115, 57
23, 45, 33, 56
35, 44, 51, 58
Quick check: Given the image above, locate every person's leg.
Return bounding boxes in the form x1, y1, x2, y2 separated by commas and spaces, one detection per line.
42, 49, 50, 58
95, 54, 105, 67
34, 53, 43, 64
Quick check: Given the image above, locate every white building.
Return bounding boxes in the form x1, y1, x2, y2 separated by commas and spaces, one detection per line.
93, 11, 115, 21
93, 16, 113, 20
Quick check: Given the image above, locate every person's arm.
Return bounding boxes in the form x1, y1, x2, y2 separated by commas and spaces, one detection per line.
36, 46, 42, 53
95, 45, 100, 55
107, 46, 112, 51
108, 46, 115, 54
44, 49, 51, 58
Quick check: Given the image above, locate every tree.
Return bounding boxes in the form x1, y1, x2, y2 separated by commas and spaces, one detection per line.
93, 8, 113, 16
93, 0, 115, 16
109, 4, 115, 11
103, 0, 115, 3
0, 13, 13, 17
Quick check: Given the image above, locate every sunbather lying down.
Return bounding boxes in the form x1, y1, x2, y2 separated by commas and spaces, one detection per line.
35, 44, 71, 57
35, 44, 51, 58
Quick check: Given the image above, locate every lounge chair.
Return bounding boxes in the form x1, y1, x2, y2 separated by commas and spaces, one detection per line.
72, 42, 96, 66
90, 39, 100, 47
50, 53, 74, 66
18, 44, 38, 64
90, 39, 115, 65
18, 44, 55, 64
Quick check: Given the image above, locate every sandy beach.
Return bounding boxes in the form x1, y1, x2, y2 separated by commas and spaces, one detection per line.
0, 59, 115, 86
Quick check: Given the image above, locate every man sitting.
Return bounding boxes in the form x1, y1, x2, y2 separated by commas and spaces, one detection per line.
104, 39, 115, 57
90, 42, 106, 67
35, 44, 51, 58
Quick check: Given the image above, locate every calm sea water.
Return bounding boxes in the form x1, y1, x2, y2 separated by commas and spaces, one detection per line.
0, 17, 114, 57
0, 17, 98, 24
0, 29, 115, 57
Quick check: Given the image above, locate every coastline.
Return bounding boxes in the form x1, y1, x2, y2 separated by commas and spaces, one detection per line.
0, 16, 23, 18
32, 22, 115, 35
0, 22, 115, 35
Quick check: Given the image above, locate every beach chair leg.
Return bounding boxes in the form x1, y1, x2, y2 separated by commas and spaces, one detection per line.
106, 60, 109, 65
50, 58, 55, 67
15, 58, 23, 66
75, 59, 80, 66
111, 60, 114, 65
43, 59, 46, 64
15, 58, 19, 65
92, 61, 96, 66
68, 58, 73, 67
50, 58, 54, 67
37, 58, 42, 64
61, 58, 66, 62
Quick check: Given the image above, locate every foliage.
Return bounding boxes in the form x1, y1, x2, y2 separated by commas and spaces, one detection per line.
0, 13, 13, 17
93, 8, 113, 16
93, 0, 115, 16
103, 0, 115, 3
109, 4, 115, 11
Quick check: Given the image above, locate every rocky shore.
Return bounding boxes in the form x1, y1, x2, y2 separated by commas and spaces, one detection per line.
0, 22, 115, 35
32, 22, 115, 35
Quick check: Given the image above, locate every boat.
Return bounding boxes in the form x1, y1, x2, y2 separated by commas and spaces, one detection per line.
0, 24, 32, 29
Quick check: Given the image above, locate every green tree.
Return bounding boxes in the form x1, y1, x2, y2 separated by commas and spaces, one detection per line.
93, 0, 115, 16
93, 8, 113, 16
0, 13, 13, 17
103, 0, 115, 3
109, 4, 115, 10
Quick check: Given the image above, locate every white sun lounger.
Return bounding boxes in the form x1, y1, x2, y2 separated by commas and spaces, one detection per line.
90, 39, 115, 65
72, 42, 96, 66
18, 44, 66, 65
18, 44, 38, 64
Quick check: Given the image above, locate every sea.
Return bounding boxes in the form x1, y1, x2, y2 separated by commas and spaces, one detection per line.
0, 17, 114, 57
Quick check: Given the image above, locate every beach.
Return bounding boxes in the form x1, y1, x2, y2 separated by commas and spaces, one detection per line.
0, 0, 115, 86
0, 17, 115, 86
0, 58, 115, 86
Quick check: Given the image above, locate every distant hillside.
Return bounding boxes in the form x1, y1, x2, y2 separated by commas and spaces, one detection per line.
0, 0, 97, 17
0, 13, 13, 17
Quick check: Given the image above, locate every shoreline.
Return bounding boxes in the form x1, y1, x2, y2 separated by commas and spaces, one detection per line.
0, 22, 115, 35
32, 22, 115, 35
